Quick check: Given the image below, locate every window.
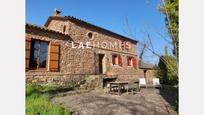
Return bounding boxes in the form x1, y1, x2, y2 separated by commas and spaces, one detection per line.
127, 56, 133, 66
132, 57, 137, 69
63, 25, 66, 33
112, 54, 122, 66
112, 55, 118, 65
88, 32, 93, 38
29, 39, 48, 69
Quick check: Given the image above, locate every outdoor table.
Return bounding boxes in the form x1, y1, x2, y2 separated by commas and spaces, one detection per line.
126, 81, 139, 94
109, 81, 129, 95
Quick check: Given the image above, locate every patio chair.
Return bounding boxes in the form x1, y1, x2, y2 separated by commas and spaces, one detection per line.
104, 83, 110, 94
153, 78, 162, 89
139, 78, 147, 89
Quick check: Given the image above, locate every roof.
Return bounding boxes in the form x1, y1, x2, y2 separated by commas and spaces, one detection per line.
44, 16, 138, 43
139, 62, 155, 69
26, 23, 70, 37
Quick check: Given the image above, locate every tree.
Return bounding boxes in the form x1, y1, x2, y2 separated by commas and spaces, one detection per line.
123, 1, 178, 78
159, 0, 179, 60
158, 46, 178, 85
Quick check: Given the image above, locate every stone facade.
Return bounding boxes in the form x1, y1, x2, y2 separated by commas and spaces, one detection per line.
26, 10, 155, 85
26, 25, 95, 84
137, 69, 156, 83
45, 16, 138, 74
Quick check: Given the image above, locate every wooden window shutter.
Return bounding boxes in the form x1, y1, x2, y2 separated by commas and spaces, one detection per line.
112, 55, 115, 65
118, 55, 122, 66
50, 42, 60, 72
133, 57, 137, 69
127, 56, 130, 66
26, 36, 31, 70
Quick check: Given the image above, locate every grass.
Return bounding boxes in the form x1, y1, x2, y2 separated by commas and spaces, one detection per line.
26, 84, 72, 115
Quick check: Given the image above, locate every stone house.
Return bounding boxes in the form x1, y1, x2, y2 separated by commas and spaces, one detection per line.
138, 62, 156, 84
26, 10, 154, 87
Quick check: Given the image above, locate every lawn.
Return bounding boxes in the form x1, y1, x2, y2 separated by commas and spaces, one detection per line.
26, 84, 72, 115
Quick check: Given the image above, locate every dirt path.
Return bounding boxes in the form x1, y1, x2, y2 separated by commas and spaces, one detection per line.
52, 89, 177, 115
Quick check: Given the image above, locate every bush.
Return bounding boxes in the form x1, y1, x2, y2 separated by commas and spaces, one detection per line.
26, 84, 71, 115
157, 55, 178, 85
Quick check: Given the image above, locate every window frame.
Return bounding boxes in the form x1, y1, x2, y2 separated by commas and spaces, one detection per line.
127, 56, 133, 66
29, 39, 49, 70
63, 25, 66, 33
112, 54, 118, 65
112, 54, 123, 66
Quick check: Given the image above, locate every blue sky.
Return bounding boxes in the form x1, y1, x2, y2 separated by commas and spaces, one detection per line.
26, 0, 172, 64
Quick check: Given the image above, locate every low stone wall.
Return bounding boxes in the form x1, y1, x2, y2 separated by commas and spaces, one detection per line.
26, 74, 87, 86
80, 75, 104, 90
26, 69, 156, 87
117, 74, 139, 82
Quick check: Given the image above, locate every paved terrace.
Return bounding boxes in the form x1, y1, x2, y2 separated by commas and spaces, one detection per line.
52, 87, 177, 115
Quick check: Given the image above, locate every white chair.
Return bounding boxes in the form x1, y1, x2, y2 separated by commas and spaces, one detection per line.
104, 83, 110, 94
153, 78, 162, 89
139, 78, 147, 89
104, 83, 117, 94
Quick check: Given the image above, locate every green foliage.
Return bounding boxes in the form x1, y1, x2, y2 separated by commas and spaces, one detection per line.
159, 0, 179, 58
159, 1, 179, 113
157, 55, 178, 85
26, 84, 71, 115
173, 97, 178, 113
65, 80, 78, 89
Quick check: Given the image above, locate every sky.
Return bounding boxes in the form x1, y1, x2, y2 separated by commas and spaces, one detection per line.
26, 0, 172, 64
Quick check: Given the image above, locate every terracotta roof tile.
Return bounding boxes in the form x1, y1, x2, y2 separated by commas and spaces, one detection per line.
139, 62, 155, 69
26, 23, 70, 36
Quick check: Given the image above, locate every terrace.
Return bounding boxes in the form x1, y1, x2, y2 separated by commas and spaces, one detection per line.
52, 85, 178, 115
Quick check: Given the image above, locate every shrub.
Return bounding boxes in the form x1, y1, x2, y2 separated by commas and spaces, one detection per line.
64, 80, 78, 89
26, 84, 71, 115
157, 55, 178, 85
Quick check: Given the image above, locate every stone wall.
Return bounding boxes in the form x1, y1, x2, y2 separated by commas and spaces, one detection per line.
46, 19, 139, 79
26, 28, 96, 75
47, 19, 137, 54
26, 16, 139, 85
26, 73, 86, 86
26, 27, 95, 84
47, 19, 72, 35
136, 69, 156, 83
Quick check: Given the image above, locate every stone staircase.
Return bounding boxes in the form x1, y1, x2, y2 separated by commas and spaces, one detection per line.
80, 75, 103, 90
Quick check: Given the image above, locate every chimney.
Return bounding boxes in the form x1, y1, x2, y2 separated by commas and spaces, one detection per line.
53, 8, 61, 16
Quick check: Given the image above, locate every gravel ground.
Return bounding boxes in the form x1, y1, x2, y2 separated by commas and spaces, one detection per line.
52, 88, 177, 115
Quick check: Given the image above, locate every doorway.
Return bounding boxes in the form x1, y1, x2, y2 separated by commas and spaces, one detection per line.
144, 70, 147, 78
98, 54, 105, 74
